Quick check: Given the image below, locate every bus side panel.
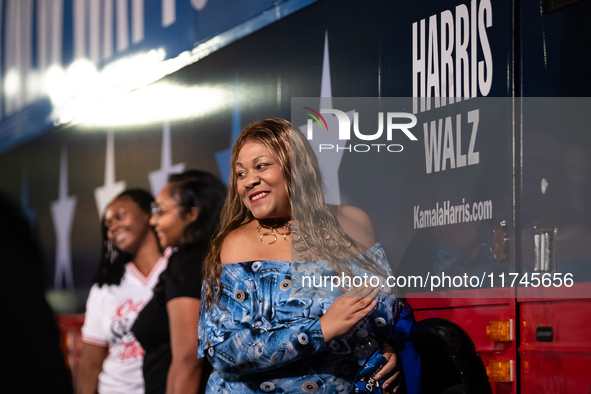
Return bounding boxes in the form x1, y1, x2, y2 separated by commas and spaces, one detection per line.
520, 0, 591, 392
368, 1, 516, 391
519, 300, 591, 393
412, 299, 516, 394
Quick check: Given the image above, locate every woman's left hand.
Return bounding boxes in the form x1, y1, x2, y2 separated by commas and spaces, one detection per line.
374, 345, 401, 393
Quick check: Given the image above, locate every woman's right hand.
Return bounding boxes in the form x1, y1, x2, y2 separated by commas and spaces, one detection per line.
319, 285, 379, 342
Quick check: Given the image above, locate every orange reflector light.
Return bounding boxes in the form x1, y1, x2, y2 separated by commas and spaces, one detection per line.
486, 319, 513, 341
486, 360, 513, 382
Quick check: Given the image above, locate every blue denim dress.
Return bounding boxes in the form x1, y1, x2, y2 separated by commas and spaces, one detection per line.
198, 242, 400, 394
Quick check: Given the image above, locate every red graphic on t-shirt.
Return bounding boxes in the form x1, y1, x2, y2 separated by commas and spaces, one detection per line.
113, 299, 145, 319
108, 298, 146, 362
120, 338, 145, 361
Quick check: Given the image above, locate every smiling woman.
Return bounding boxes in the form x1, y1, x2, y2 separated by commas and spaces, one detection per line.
150, 184, 193, 249
77, 189, 166, 394
198, 119, 410, 394
105, 197, 155, 254
236, 141, 291, 221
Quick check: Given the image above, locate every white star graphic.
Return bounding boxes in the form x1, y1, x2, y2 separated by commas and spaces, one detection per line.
94, 131, 126, 218
20, 168, 36, 227
299, 31, 355, 205
215, 74, 241, 186
149, 121, 185, 196
50, 147, 77, 290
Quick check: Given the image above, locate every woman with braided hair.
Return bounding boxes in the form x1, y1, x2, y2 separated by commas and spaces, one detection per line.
78, 189, 166, 394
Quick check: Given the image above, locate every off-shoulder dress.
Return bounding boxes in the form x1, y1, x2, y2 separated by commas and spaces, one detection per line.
198, 242, 401, 394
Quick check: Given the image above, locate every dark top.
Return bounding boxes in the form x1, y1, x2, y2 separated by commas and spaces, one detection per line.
132, 246, 211, 394
0, 194, 74, 394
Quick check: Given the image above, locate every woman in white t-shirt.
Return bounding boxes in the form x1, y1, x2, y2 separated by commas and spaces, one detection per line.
77, 189, 167, 394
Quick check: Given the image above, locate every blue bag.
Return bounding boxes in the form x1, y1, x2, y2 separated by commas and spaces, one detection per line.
391, 305, 422, 394
351, 348, 388, 393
